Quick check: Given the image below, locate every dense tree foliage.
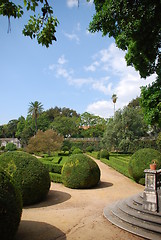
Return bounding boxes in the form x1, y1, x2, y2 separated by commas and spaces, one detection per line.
26, 129, 64, 155
102, 103, 148, 152
50, 116, 79, 137
140, 71, 161, 129
0, 0, 58, 47
89, 0, 161, 78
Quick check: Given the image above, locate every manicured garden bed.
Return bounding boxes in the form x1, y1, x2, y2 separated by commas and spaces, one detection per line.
88, 152, 132, 179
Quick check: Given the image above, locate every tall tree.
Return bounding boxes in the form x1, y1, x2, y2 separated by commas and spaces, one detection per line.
26, 129, 64, 155
102, 105, 148, 152
28, 101, 43, 133
7, 119, 19, 138
88, 0, 161, 78
111, 94, 117, 114
140, 71, 161, 129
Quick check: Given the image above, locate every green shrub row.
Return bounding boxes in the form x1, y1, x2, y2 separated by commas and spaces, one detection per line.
50, 172, 62, 183
39, 160, 63, 174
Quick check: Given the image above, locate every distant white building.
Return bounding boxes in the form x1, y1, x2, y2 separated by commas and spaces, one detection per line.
0, 138, 21, 148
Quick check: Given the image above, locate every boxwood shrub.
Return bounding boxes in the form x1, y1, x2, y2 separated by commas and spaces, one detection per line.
0, 168, 22, 240
128, 148, 161, 183
72, 148, 83, 154
61, 153, 100, 189
100, 149, 109, 160
0, 151, 51, 206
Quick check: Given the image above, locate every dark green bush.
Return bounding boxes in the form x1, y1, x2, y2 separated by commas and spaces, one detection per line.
5, 142, 17, 151
0, 151, 51, 206
0, 168, 22, 240
61, 153, 100, 189
58, 151, 70, 156
100, 149, 109, 160
86, 146, 94, 153
128, 148, 161, 183
50, 172, 62, 183
97, 151, 100, 159
72, 148, 83, 154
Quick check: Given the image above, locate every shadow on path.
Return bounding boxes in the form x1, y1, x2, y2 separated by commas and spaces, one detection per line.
94, 181, 113, 189
16, 220, 66, 240
24, 190, 71, 209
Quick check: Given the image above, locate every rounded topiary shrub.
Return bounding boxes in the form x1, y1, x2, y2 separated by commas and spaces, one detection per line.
100, 149, 109, 160
128, 148, 161, 183
61, 153, 100, 189
0, 168, 22, 240
0, 151, 51, 206
72, 148, 83, 154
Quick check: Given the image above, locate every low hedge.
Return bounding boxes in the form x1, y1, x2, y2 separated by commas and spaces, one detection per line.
0, 168, 22, 240
40, 160, 63, 174
50, 172, 62, 183
0, 151, 51, 206
61, 154, 100, 189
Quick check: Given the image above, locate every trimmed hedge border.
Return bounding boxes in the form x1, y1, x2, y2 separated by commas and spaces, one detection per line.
50, 172, 62, 183
40, 160, 63, 174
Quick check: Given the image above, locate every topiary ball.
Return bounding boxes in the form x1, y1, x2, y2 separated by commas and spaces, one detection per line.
0, 168, 22, 240
0, 151, 51, 206
128, 148, 161, 183
72, 148, 83, 154
61, 153, 100, 189
100, 149, 109, 160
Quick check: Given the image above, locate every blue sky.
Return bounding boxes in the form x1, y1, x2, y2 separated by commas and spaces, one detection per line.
0, 0, 156, 125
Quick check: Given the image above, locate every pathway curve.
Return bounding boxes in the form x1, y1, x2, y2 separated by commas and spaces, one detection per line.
16, 157, 145, 240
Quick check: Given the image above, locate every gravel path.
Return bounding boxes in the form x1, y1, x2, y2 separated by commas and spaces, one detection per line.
16, 157, 145, 240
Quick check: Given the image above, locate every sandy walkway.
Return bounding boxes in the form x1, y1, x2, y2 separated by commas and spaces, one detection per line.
16, 157, 145, 240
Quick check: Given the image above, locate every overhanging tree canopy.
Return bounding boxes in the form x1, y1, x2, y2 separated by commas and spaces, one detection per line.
88, 0, 161, 78
0, 0, 59, 47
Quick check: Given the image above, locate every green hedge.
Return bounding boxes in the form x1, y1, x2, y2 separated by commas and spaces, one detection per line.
50, 172, 62, 183
39, 159, 63, 174
0, 168, 22, 240
0, 151, 51, 206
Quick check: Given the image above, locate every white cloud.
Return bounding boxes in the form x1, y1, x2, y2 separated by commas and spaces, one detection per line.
68, 77, 93, 87
56, 67, 70, 79
67, 0, 78, 8
63, 32, 80, 44
84, 61, 100, 72
58, 55, 67, 65
92, 77, 111, 95
48, 45, 156, 119
87, 100, 114, 119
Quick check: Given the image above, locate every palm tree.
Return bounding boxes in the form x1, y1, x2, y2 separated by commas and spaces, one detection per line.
28, 101, 43, 133
111, 94, 118, 114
